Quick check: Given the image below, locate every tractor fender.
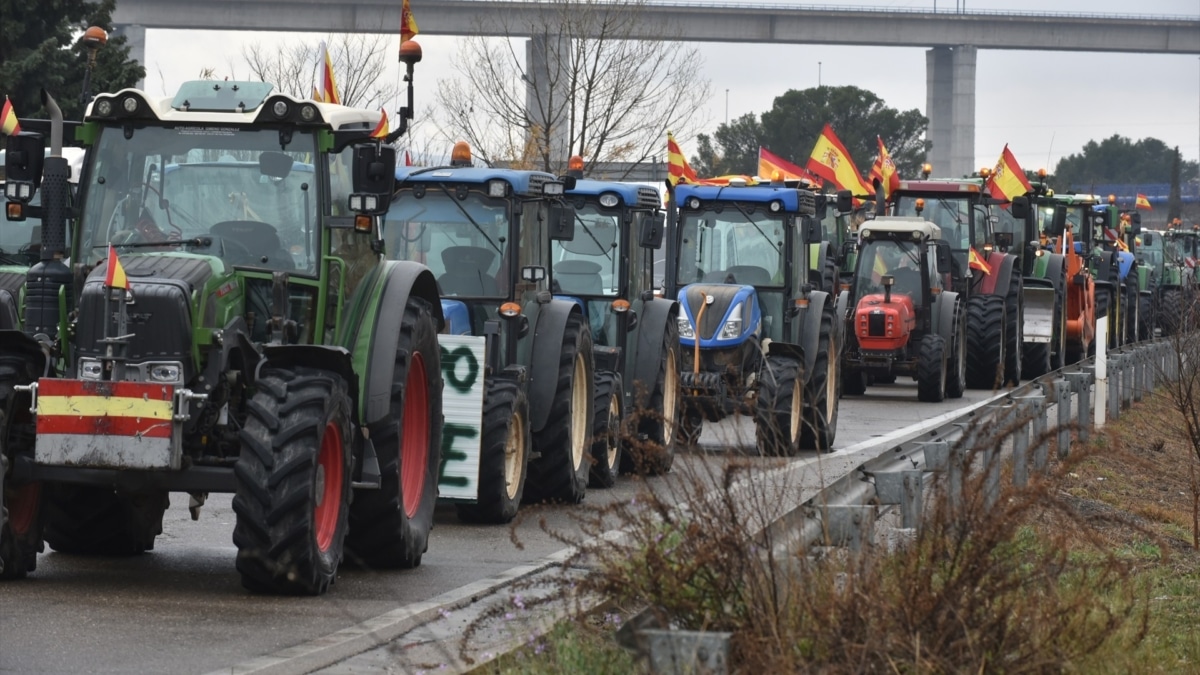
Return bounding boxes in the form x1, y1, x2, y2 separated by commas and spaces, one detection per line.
358, 261, 443, 424
528, 298, 586, 434
936, 291, 961, 343
979, 252, 1018, 298
1040, 254, 1066, 295
795, 290, 831, 376
630, 297, 678, 402
0, 290, 17, 330
0, 329, 47, 376
260, 344, 358, 414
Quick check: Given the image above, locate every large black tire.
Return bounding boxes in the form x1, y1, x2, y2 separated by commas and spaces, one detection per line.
42, 486, 167, 556
822, 257, 839, 296
525, 314, 594, 504
1159, 288, 1183, 336
1003, 271, 1022, 387
345, 297, 441, 568
1122, 282, 1138, 345
233, 367, 353, 595
456, 378, 529, 524
0, 356, 42, 580
625, 318, 681, 475
754, 355, 803, 456
1138, 291, 1154, 341
588, 372, 622, 489
965, 295, 1005, 390
800, 303, 840, 452
916, 334, 948, 403
945, 298, 967, 399
842, 369, 867, 396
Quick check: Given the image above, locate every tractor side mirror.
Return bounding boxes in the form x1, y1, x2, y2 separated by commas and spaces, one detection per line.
935, 240, 953, 273
798, 216, 820, 243
1049, 205, 1067, 237
350, 144, 396, 216
993, 231, 1013, 249
1142, 232, 1154, 246
3, 133, 45, 203
547, 201, 575, 241
1009, 196, 1030, 220
835, 189, 853, 214
259, 151, 294, 179
639, 212, 664, 249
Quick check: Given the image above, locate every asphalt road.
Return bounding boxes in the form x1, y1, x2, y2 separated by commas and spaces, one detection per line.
0, 383, 996, 675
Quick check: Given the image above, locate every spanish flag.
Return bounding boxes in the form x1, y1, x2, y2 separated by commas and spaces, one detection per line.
401, 0, 420, 43
758, 147, 819, 184
666, 131, 699, 187
968, 247, 992, 276
806, 123, 872, 197
104, 245, 129, 290
985, 144, 1033, 201
319, 42, 340, 105
868, 136, 900, 201
1135, 193, 1152, 211
370, 109, 388, 139
0, 96, 20, 136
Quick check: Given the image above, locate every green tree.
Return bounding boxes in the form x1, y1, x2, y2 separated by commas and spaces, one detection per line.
695, 86, 928, 182
1053, 135, 1199, 189
0, 0, 144, 121
693, 113, 763, 176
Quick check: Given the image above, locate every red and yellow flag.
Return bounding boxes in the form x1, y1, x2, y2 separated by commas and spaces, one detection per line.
104, 245, 129, 290
1, 96, 20, 136
401, 0, 420, 43
319, 42, 340, 105
666, 131, 699, 187
370, 109, 389, 139
1135, 193, 1152, 211
968, 247, 992, 276
806, 123, 872, 196
868, 136, 900, 201
985, 144, 1033, 201
758, 147, 819, 183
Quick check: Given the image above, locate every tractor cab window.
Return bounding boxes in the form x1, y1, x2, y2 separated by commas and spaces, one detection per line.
854, 239, 924, 306
79, 125, 319, 274
552, 202, 620, 297
675, 208, 785, 287
896, 195, 971, 248
385, 187, 510, 298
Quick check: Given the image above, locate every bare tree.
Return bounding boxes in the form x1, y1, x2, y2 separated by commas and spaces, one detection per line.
243, 33, 399, 110
438, 0, 711, 175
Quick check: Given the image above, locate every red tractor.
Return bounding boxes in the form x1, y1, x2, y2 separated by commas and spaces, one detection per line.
839, 217, 966, 402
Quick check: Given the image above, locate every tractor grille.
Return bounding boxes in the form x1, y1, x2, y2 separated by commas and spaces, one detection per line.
868, 312, 886, 337
75, 278, 193, 365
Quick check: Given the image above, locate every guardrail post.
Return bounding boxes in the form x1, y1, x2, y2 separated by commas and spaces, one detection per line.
1108, 354, 1121, 422
1055, 378, 1071, 460
819, 505, 875, 551
1069, 371, 1092, 445
1010, 397, 1037, 487
874, 471, 924, 530
1095, 322, 1107, 429
920, 441, 960, 511
981, 404, 1012, 509
642, 629, 731, 675
1121, 352, 1134, 410
1133, 348, 1145, 403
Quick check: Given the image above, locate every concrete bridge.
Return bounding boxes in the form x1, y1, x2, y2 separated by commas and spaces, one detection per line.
112, 0, 1200, 177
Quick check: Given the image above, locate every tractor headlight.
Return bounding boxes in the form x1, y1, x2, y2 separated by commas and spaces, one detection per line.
148, 362, 183, 384
79, 358, 102, 380
272, 100, 290, 119
719, 302, 743, 339
95, 99, 113, 117
599, 193, 620, 208
677, 316, 695, 339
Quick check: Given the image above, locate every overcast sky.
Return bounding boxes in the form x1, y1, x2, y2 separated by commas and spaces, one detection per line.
138, 0, 1200, 174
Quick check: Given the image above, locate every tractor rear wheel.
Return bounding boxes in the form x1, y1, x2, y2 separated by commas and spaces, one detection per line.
588, 372, 622, 488
800, 303, 839, 452
842, 369, 867, 396
525, 314, 594, 504
965, 295, 1005, 390
917, 334, 948, 403
43, 487, 167, 555
233, 367, 353, 595
1160, 288, 1182, 336
0, 356, 42, 580
456, 378, 529, 524
945, 299, 967, 399
755, 355, 803, 456
1003, 272, 1023, 386
625, 318, 681, 475
345, 297, 441, 567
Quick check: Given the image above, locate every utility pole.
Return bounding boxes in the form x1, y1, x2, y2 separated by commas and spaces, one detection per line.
818, 61, 822, 87
725, 89, 729, 124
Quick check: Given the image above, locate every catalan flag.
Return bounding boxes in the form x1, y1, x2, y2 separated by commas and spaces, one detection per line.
666, 131, 699, 187
1, 95, 20, 136
1135, 193, 1152, 211
806, 123, 872, 197
401, 0, 420, 43
370, 109, 389, 139
968, 247, 992, 276
985, 144, 1033, 202
318, 42, 340, 105
868, 136, 900, 201
758, 147, 819, 184
104, 245, 129, 290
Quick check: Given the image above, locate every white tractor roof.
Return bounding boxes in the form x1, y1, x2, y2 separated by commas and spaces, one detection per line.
860, 216, 942, 240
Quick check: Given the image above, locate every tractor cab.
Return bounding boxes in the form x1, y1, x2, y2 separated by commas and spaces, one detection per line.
888, 177, 993, 293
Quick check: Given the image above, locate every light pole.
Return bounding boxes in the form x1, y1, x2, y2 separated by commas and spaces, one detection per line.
725, 88, 729, 124
79, 26, 108, 109
818, 61, 822, 87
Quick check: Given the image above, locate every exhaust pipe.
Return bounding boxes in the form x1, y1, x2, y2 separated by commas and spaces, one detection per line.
24, 89, 73, 340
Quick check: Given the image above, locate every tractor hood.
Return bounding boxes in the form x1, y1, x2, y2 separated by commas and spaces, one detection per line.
677, 283, 760, 347
854, 292, 916, 351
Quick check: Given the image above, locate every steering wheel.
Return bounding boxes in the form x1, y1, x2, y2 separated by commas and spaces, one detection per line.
128, 182, 184, 239
215, 236, 261, 266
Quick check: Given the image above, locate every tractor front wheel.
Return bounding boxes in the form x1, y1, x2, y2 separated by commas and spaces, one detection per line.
0, 356, 42, 580
917, 334, 948, 403
965, 295, 1005, 390
525, 314, 594, 504
588, 372, 623, 488
456, 378, 529, 524
755, 355, 803, 456
625, 318, 682, 475
800, 303, 839, 452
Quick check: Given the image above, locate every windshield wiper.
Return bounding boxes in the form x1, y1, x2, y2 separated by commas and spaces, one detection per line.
728, 201, 781, 253
0, 248, 28, 266
435, 183, 502, 254
574, 212, 612, 260
97, 236, 214, 250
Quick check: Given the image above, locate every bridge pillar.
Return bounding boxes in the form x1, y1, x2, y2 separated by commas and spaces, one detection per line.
924, 45, 976, 178
525, 33, 571, 167
113, 24, 147, 90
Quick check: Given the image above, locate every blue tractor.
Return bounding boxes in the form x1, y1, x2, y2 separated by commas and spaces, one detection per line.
387, 143, 594, 523
665, 183, 841, 455
556, 163, 681, 481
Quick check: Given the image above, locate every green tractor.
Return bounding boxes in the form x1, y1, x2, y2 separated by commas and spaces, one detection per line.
1156, 224, 1199, 335
1, 53, 445, 594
